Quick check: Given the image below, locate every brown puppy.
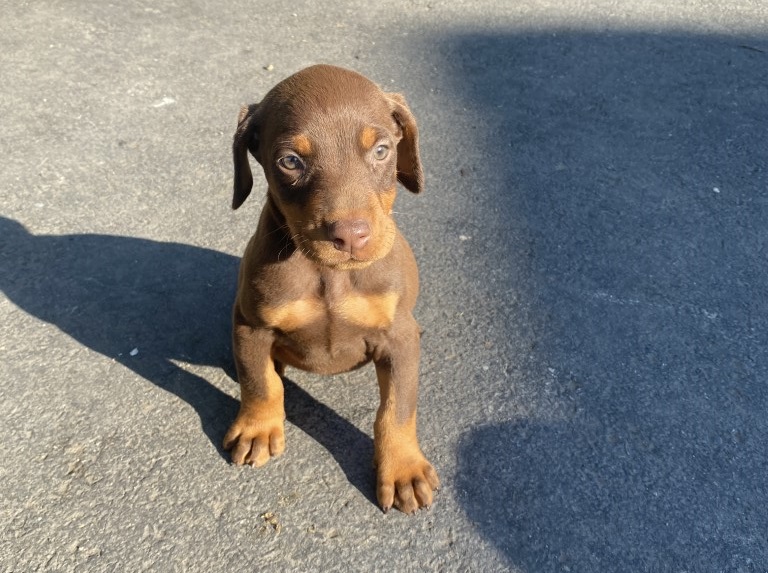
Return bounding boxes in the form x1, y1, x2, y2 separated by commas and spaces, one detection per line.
224, 65, 439, 513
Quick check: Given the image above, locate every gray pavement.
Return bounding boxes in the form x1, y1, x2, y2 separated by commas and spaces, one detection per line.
2, 1, 768, 571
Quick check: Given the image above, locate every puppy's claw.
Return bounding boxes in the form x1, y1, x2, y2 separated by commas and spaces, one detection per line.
376, 455, 439, 514
223, 410, 285, 467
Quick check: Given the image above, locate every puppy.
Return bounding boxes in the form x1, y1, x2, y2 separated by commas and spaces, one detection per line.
224, 65, 438, 513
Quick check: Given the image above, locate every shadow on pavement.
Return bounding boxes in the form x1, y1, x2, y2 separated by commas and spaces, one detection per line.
438, 30, 768, 569
0, 216, 375, 502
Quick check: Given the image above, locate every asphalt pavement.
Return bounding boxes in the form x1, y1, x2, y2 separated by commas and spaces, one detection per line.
2, 1, 767, 571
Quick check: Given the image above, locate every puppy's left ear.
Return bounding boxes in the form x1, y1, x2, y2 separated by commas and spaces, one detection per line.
232, 103, 261, 209
386, 93, 424, 194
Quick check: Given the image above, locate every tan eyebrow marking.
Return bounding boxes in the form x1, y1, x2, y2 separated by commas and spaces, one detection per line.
359, 126, 379, 150
291, 134, 313, 156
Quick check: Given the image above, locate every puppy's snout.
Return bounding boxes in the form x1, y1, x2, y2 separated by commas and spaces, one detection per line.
326, 219, 371, 254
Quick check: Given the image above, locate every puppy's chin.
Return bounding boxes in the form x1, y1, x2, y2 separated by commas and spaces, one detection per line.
302, 241, 391, 271
328, 258, 376, 271
306, 248, 379, 271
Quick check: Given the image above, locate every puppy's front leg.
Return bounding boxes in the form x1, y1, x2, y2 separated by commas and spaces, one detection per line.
373, 317, 440, 513
223, 312, 285, 467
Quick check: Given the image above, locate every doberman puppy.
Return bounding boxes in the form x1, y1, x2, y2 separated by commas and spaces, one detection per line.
224, 65, 439, 513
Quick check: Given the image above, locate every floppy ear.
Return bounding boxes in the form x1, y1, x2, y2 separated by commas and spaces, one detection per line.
232, 103, 261, 209
386, 93, 424, 194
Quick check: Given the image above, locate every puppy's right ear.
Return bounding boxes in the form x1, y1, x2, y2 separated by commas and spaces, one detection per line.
232, 103, 260, 209
386, 93, 424, 194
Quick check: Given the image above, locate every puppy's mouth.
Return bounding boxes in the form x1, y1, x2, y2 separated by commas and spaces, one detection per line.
285, 215, 396, 269
290, 230, 392, 270
300, 240, 379, 270
328, 256, 376, 271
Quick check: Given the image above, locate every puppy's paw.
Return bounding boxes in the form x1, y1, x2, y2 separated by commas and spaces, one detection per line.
376, 451, 440, 514
223, 406, 285, 467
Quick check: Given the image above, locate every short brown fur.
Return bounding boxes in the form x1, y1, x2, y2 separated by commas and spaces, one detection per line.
225, 65, 438, 514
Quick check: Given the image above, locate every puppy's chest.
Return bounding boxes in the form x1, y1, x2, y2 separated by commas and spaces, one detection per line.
259, 284, 399, 335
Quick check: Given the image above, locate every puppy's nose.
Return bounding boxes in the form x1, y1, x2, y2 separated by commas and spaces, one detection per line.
327, 219, 371, 254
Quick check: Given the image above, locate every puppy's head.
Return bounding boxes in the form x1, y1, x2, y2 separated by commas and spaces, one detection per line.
232, 65, 423, 270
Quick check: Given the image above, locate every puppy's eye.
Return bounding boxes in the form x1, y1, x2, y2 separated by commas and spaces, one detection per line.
277, 154, 304, 172
373, 144, 390, 161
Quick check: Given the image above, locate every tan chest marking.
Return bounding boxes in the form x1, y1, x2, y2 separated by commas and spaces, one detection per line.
261, 298, 325, 331
262, 292, 399, 331
333, 292, 399, 329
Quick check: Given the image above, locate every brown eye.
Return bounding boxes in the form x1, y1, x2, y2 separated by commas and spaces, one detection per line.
373, 144, 390, 161
278, 154, 304, 172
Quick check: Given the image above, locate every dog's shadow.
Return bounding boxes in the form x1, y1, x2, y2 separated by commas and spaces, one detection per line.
0, 215, 375, 502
